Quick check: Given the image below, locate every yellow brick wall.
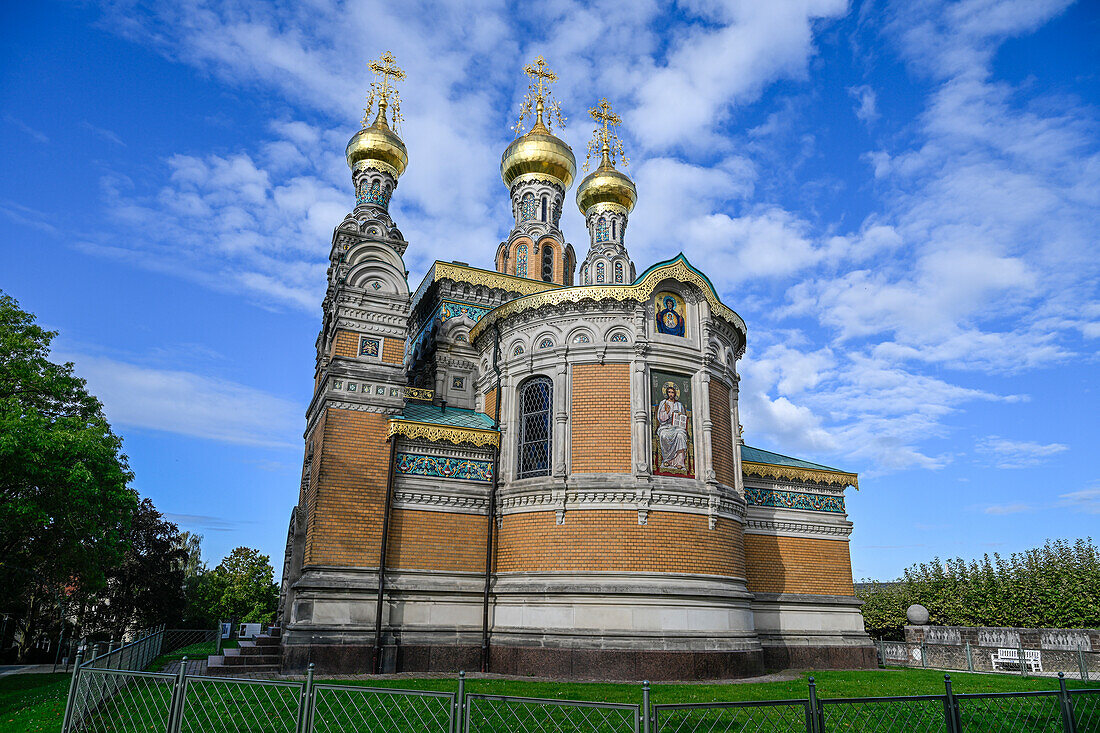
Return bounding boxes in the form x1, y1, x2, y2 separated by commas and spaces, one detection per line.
483, 387, 499, 422
387, 509, 487, 572
382, 337, 403, 364
709, 379, 735, 487
332, 330, 360, 358
304, 408, 391, 567
509, 237, 533, 278
743, 534, 855, 595
537, 238, 564, 285
570, 363, 632, 473
496, 510, 746, 577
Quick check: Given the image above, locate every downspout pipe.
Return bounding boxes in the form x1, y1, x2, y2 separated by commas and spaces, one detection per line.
372, 435, 399, 673
480, 323, 503, 673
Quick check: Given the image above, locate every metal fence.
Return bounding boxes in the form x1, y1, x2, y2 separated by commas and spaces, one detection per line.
877, 638, 1098, 681
61, 663, 1100, 733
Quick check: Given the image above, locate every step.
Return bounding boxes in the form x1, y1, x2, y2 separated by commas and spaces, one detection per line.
238, 645, 276, 657
267, 627, 282, 638
254, 635, 280, 647
223, 653, 280, 666
206, 662, 279, 677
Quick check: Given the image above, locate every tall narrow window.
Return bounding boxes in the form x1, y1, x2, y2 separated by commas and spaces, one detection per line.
542, 245, 554, 282
596, 261, 605, 282
541, 198, 548, 221
595, 217, 609, 243
611, 219, 616, 239
521, 193, 536, 221
516, 243, 528, 277
614, 261, 624, 283
518, 377, 553, 478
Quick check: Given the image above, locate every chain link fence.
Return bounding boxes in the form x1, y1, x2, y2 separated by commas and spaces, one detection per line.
61, 662, 1100, 733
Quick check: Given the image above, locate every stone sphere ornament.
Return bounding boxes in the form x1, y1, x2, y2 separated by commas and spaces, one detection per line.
906, 604, 930, 625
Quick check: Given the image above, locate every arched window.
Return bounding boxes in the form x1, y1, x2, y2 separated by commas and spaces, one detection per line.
582, 265, 588, 284
595, 217, 609, 243
542, 245, 554, 282
611, 219, 616, 239
516, 243, 528, 278
518, 377, 552, 478
521, 193, 536, 221
596, 261, 605, 283
614, 261, 624, 283
541, 198, 548, 221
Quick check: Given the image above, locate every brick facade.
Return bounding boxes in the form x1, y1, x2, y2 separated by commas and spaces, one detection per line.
387, 508, 487, 572
743, 534, 855, 595
570, 363, 631, 473
382, 337, 403, 364
709, 379, 735, 487
496, 510, 746, 577
331, 329, 403, 365
304, 407, 392, 567
483, 387, 498, 421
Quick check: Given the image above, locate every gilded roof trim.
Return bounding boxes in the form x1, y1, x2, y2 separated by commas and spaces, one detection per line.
741, 460, 858, 489
470, 254, 746, 341
430, 262, 564, 296
387, 419, 501, 448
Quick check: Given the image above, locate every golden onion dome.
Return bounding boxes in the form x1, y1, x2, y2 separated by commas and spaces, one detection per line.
346, 109, 408, 179
501, 117, 576, 190
576, 146, 636, 214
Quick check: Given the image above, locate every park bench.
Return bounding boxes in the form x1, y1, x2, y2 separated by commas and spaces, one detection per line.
990, 647, 1042, 673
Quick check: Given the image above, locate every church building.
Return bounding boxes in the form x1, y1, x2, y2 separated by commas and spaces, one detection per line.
277, 53, 875, 679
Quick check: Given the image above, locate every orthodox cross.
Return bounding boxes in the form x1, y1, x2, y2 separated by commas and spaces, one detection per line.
512, 56, 566, 137
585, 98, 628, 171
363, 51, 406, 129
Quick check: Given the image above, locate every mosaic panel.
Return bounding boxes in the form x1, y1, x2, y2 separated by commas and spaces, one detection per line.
744, 487, 845, 513
538, 338, 554, 349
359, 336, 381, 358
609, 332, 628, 342
452, 376, 466, 390
651, 369, 694, 478
596, 261, 605, 282
614, 261, 624, 282
595, 217, 609, 243
517, 243, 528, 277
396, 453, 493, 482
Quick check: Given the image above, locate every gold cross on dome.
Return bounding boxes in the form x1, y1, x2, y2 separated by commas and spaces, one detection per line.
511, 55, 566, 137
585, 97, 628, 171
524, 56, 557, 100
362, 51, 406, 129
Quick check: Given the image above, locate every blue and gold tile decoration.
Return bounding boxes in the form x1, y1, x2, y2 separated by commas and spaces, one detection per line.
359, 336, 381, 357
396, 453, 493, 482
745, 487, 845, 513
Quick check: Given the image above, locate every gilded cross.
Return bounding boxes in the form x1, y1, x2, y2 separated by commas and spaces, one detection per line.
369, 51, 406, 106
585, 97, 628, 170
512, 56, 566, 136
523, 56, 557, 102
363, 51, 406, 129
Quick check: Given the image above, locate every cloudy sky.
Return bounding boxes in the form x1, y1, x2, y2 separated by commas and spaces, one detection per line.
2, 0, 1098, 579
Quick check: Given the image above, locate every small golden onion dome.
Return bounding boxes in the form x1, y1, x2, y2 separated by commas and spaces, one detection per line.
346, 109, 408, 179
501, 117, 576, 190
576, 147, 636, 214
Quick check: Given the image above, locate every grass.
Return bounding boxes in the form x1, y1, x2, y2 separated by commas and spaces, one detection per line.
147, 639, 238, 672
2, 667, 1096, 733
0, 673, 70, 733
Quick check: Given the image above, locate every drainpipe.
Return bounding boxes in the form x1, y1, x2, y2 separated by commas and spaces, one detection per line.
372, 436, 399, 673
480, 324, 503, 672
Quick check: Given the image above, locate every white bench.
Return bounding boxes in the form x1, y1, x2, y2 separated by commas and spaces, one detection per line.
990, 648, 1042, 673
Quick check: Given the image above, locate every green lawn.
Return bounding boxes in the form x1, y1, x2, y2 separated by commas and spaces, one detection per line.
2, 667, 1096, 733
147, 638, 238, 672
0, 673, 69, 733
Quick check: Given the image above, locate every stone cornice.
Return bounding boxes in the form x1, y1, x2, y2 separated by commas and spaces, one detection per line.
387, 419, 501, 448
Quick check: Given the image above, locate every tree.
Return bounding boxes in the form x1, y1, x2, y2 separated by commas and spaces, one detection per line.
0, 291, 137, 659
858, 537, 1100, 638
212, 547, 279, 624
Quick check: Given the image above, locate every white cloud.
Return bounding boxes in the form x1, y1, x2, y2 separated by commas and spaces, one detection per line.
848, 85, 879, 124
983, 502, 1034, 515
1057, 488, 1100, 514
64, 353, 303, 448
976, 435, 1068, 469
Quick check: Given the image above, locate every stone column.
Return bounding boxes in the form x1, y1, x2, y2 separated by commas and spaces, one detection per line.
696, 369, 716, 486
730, 371, 745, 495
553, 359, 569, 477
497, 366, 514, 483
631, 344, 650, 476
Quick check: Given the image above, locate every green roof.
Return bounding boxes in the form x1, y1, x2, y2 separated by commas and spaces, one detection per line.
741, 445, 843, 472
396, 403, 497, 431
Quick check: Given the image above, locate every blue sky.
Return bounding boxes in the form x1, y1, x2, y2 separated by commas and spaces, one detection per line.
2, 0, 1098, 580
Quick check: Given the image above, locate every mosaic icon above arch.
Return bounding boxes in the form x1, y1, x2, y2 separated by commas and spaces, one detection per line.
651, 369, 694, 478
654, 291, 686, 337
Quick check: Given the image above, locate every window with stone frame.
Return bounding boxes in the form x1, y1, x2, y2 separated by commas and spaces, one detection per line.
541, 244, 554, 282
517, 376, 553, 478
516, 243, 528, 277
614, 261, 624, 283
595, 217, 609, 243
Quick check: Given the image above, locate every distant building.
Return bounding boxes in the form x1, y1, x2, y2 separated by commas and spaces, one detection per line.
277, 54, 874, 679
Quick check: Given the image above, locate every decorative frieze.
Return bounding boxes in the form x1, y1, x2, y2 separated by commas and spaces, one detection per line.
743, 519, 852, 537
745, 487, 845, 513
396, 452, 494, 483
978, 629, 1021, 648
1041, 630, 1091, 651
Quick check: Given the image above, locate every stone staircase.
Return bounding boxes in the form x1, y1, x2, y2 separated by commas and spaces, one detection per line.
206, 627, 281, 676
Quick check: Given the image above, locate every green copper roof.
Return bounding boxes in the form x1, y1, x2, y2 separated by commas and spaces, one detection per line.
741, 445, 842, 472
397, 403, 497, 430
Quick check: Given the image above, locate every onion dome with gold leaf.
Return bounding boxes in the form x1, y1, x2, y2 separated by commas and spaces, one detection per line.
346, 52, 408, 179
500, 56, 576, 190
576, 98, 634, 215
